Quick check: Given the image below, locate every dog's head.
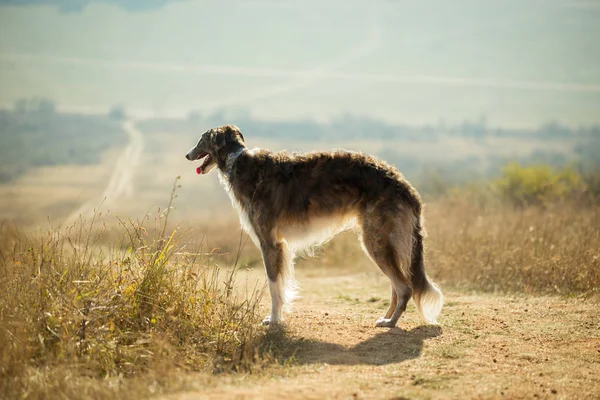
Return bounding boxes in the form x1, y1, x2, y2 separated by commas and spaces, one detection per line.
185, 125, 245, 175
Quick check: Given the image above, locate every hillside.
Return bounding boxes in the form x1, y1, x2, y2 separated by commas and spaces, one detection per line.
1, 0, 599, 126
0, 104, 125, 182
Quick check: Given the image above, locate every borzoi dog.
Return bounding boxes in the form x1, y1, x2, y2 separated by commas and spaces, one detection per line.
185, 125, 443, 327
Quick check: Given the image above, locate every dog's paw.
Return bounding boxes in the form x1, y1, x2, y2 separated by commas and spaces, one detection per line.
261, 315, 282, 326
375, 317, 396, 328
262, 315, 280, 326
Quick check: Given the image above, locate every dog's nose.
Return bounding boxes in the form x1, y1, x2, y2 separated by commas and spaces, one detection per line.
185, 153, 191, 160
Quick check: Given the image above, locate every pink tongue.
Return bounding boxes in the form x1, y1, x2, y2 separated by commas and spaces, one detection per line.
196, 166, 202, 175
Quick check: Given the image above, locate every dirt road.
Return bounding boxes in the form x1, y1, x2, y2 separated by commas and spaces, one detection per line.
64, 119, 143, 225
169, 266, 599, 400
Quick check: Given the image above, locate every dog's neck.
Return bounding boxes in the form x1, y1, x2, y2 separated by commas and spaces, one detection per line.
224, 147, 245, 176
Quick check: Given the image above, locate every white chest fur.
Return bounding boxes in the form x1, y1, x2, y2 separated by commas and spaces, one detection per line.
218, 166, 260, 248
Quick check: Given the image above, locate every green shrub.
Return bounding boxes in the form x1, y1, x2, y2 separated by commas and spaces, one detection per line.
494, 163, 584, 207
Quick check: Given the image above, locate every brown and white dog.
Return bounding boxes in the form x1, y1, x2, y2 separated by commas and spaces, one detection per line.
185, 125, 443, 327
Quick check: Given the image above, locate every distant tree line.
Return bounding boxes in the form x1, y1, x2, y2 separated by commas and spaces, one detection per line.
139, 110, 600, 142
0, 99, 126, 182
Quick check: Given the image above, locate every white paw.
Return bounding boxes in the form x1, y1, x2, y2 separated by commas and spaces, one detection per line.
262, 315, 281, 326
375, 317, 396, 328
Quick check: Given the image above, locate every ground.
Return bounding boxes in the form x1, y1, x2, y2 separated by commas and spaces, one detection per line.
164, 265, 600, 400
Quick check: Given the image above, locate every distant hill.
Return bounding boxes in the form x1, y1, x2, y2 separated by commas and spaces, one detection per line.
0, 100, 126, 182
1, 98, 598, 191
1, 0, 598, 126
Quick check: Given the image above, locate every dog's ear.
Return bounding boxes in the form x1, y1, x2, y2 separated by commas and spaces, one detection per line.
215, 132, 226, 150
224, 125, 244, 144
229, 125, 244, 142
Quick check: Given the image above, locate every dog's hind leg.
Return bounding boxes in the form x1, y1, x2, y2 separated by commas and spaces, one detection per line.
384, 283, 398, 319
360, 212, 413, 328
260, 239, 295, 325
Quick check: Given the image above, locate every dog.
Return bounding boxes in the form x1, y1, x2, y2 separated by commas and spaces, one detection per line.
185, 125, 443, 327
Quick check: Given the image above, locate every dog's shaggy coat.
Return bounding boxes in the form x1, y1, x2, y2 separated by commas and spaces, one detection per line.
185, 125, 443, 327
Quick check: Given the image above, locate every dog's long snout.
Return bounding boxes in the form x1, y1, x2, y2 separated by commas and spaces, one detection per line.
185, 146, 198, 161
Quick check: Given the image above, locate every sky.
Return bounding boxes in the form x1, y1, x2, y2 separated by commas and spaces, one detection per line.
0, 0, 599, 127
0, 0, 181, 13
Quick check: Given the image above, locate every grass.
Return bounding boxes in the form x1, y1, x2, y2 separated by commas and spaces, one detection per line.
426, 199, 600, 296
0, 185, 267, 399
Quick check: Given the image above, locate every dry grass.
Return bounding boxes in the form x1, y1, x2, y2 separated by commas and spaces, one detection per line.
426, 199, 600, 296
194, 198, 600, 298
0, 186, 266, 399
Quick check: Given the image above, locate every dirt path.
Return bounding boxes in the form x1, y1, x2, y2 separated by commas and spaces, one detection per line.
64, 119, 143, 225
168, 267, 599, 400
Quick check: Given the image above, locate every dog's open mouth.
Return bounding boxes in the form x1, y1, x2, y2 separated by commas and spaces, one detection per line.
195, 152, 211, 175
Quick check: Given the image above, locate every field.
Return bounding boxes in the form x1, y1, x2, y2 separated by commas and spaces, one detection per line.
1, 186, 599, 399
1, 116, 600, 399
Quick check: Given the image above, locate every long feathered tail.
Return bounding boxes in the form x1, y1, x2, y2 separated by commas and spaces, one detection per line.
410, 219, 444, 324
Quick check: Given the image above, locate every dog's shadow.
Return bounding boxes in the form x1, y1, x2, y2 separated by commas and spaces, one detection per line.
262, 325, 442, 366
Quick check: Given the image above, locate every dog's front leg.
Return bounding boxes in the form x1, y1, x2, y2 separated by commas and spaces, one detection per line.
260, 241, 289, 325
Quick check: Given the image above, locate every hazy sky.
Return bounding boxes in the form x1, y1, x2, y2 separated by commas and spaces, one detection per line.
0, 0, 598, 126
0, 0, 180, 13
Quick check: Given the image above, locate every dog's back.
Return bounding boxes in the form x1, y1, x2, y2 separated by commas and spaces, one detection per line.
228, 149, 422, 220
